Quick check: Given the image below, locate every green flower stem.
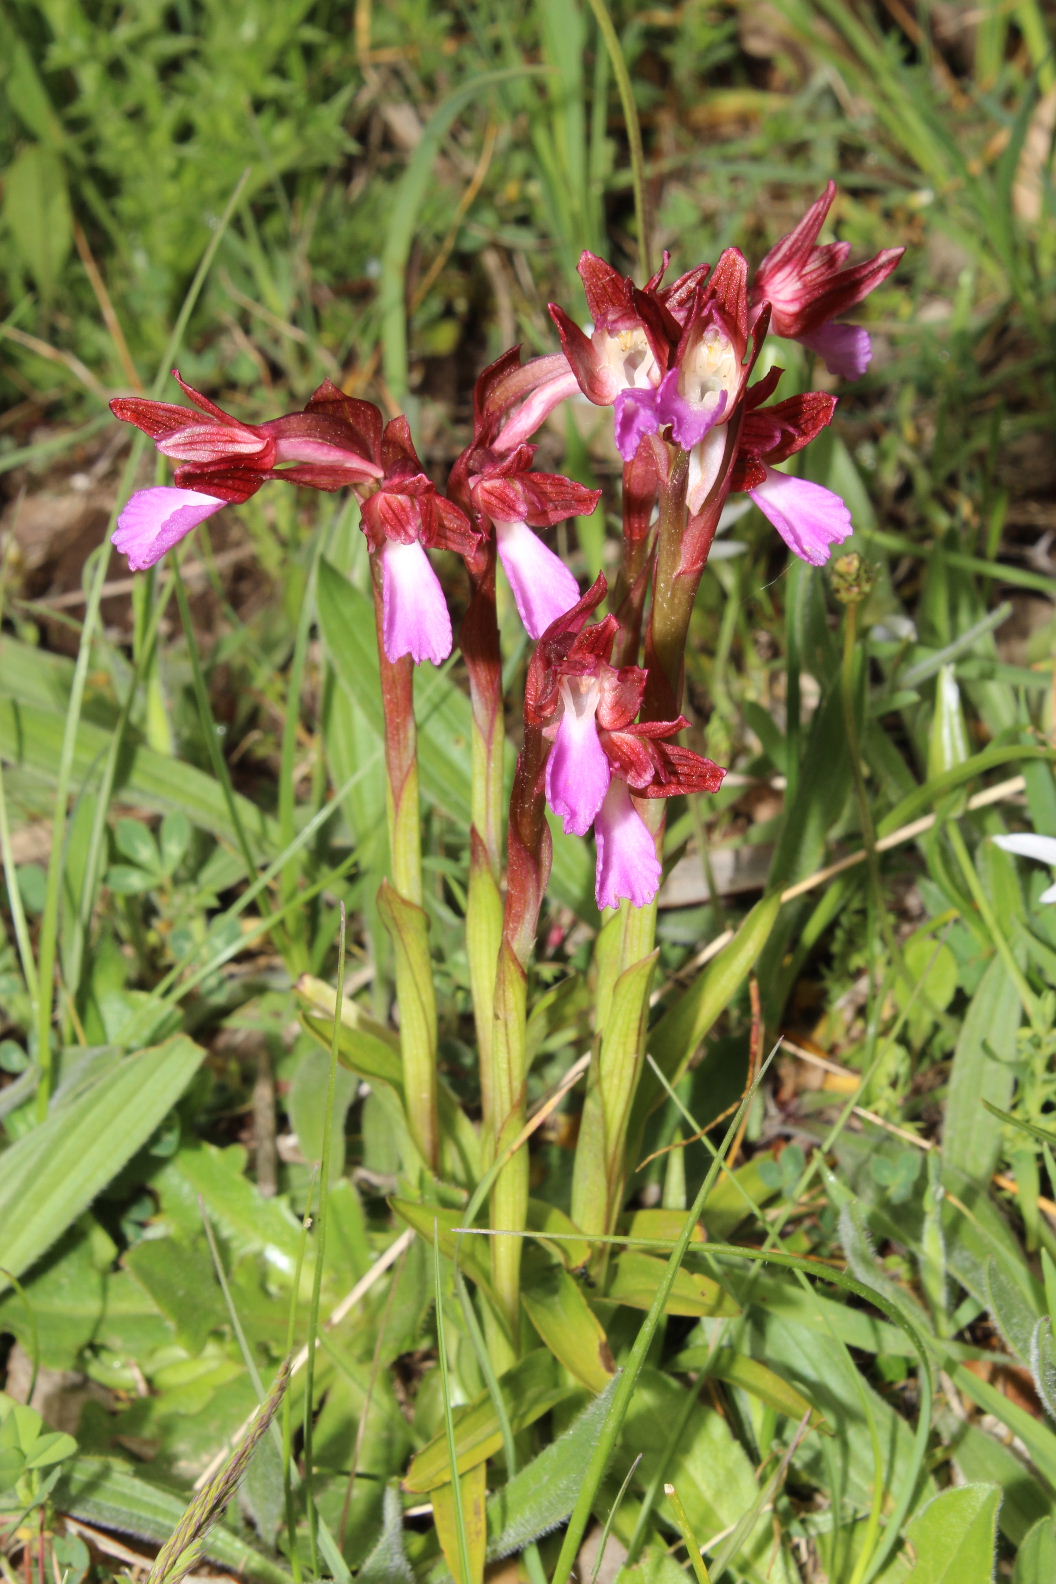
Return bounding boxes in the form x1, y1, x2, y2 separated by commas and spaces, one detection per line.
572, 890, 660, 1254
462, 543, 506, 1077
486, 724, 553, 1354
575, 440, 734, 1249
371, 555, 439, 1170
610, 456, 657, 669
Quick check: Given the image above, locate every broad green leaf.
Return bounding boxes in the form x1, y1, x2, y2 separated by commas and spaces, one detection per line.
525, 1200, 593, 1273
944, 957, 1021, 1180
487, 1379, 619, 1558
622, 1207, 707, 1249
1014, 1516, 1056, 1584
743, 1304, 930, 1512
607, 1252, 740, 1318
404, 1351, 572, 1492
1031, 1316, 1056, 1420
2, 145, 71, 298
521, 1255, 615, 1392
987, 1256, 1041, 1361
55, 1459, 291, 1583
113, 817, 160, 871
0, 1037, 206, 1292
124, 1237, 227, 1355
150, 1143, 306, 1287
433, 1461, 487, 1584
286, 1044, 357, 1185
904, 1483, 1000, 1583
951, 1365, 1056, 1489
0, 698, 282, 855
297, 975, 480, 1182
621, 1368, 798, 1584
389, 1199, 494, 1300
0, 1226, 105, 1367
359, 1483, 414, 1584
670, 1345, 828, 1429
940, 1414, 1050, 1546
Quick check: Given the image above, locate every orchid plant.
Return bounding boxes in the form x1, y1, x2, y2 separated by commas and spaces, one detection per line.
109, 187, 902, 1353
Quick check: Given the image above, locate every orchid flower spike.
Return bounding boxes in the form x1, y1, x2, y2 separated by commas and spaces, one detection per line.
992, 832, 1056, 904
752, 182, 904, 379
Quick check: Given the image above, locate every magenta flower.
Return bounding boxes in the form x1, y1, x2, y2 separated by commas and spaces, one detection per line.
359, 417, 479, 666
551, 248, 766, 466
723, 382, 852, 565
112, 487, 230, 571
594, 779, 662, 911
752, 182, 904, 379
548, 252, 682, 459
110, 372, 384, 569
527, 581, 725, 909
469, 445, 601, 638
747, 469, 852, 566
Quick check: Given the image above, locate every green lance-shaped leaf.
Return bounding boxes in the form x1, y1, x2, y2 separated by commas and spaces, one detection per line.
433, 1461, 487, 1584
404, 1350, 572, 1494
607, 1252, 740, 1318
1030, 1316, 1056, 1421
668, 1347, 829, 1430
55, 1460, 291, 1583
0, 1036, 206, 1292
637, 890, 782, 1115
390, 1199, 495, 1299
521, 1254, 616, 1393
904, 1483, 1001, 1584
3, 145, 72, 299
944, 956, 1021, 1183
486, 1377, 620, 1559
297, 976, 480, 1182
1014, 1516, 1056, 1584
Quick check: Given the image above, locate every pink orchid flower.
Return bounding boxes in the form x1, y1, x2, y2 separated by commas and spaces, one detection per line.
752, 182, 904, 379
110, 373, 383, 569
359, 417, 480, 667
527, 581, 725, 909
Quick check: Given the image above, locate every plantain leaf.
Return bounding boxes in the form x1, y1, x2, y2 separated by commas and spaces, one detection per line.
0, 1037, 206, 1293
3, 145, 71, 298
904, 1483, 1001, 1583
54, 1458, 291, 1583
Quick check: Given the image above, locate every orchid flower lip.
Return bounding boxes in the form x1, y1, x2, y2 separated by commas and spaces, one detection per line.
545, 678, 611, 837
495, 520, 581, 641
111, 486, 228, 571
379, 538, 453, 666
